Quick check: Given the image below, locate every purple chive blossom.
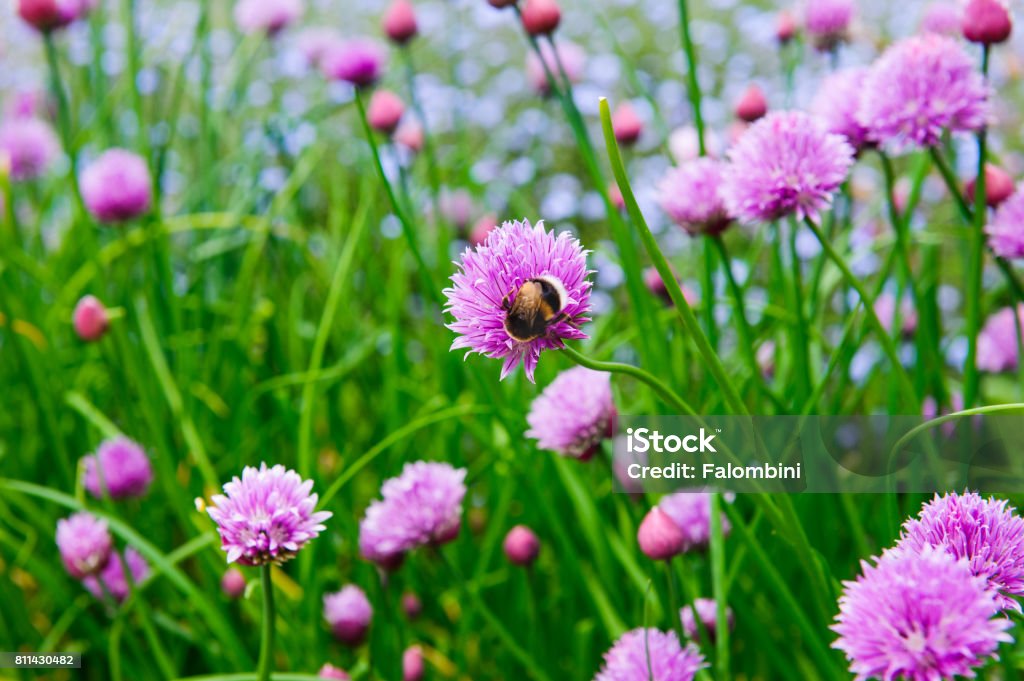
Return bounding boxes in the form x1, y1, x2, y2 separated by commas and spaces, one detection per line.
80, 149, 153, 223
857, 35, 989, 150
811, 67, 872, 150
324, 585, 373, 645
206, 463, 332, 566
897, 491, 1024, 612
525, 367, 616, 460
977, 304, 1024, 373
986, 188, 1024, 259
318, 664, 351, 680
56, 512, 112, 579
658, 492, 731, 553
656, 159, 734, 236
444, 219, 592, 382
920, 2, 961, 35
680, 598, 734, 642
82, 436, 154, 499
0, 117, 60, 181
321, 39, 387, 88
722, 111, 854, 223
594, 628, 707, 681
804, 0, 854, 50
832, 547, 1012, 681
83, 547, 149, 603
358, 461, 467, 569
233, 0, 303, 35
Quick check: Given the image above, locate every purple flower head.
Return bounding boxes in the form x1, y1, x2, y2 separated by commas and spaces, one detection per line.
525, 367, 615, 459
921, 2, 961, 35
207, 463, 332, 566
722, 111, 854, 223
56, 512, 112, 579
321, 39, 387, 88
80, 149, 152, 223
811, 67, 871, 150
986, 188, 1024, 260
858, 35, 989, 151
82, 436, 154, 499
832, 547, 1012, 681
0, 117, 60, 181
594, 628, 707, 681
318, 664, 350, 680
359, 461, 467, 568
897, 491, 1024, 612
324, 585, 373, 645
656, 159, 734, 236
296, 28, 344, 68
680, 598, 734, 642
804, 0, 854, 50
977, 304, 1024, 373
658, 492, 731, 553
444, 219, 592, 382
233, 0, 303, 35
83, 547, 149, 603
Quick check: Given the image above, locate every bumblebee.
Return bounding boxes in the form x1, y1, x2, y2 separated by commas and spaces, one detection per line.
502, 276, 570, 342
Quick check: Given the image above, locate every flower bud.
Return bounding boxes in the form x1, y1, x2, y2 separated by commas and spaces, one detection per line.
394, 120, 424, 153
776, 9, 798, 43
637, 507, 684, 561
318, 664, 350, 680
469, 213, 498, 246
521, 0, 560, 35
221, 568, 246, 599
367, 90, 405, 135
80, 149, 153, 223
503, 525, 541, 566
734, 84, 767, 123
73, 295, 110, 342
17, 0, 76, 33
965, 164, 1015, 208
402, 645, 424, 681
383, 0, 418, 45
612, 102, 643, 146
402, 592, 422, 620
487, 0, 517, 7
962, 0, 1012, 45
322, 39, 387, 88
608, 183, 625, 211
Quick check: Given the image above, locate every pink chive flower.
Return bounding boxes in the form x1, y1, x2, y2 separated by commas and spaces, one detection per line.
734, 84, 767, 123
658, 492, 731, 552
73, 295, 110, 342
16, 0, 81, 32
358, 461, 467, 569
318, 664, 350, 680
367, 90, 405, 135
82, 436, 154, 499
832, 547, 1012, 681
857, 35, 989, 151
643, 267, 698, 307
206, 463, 332, 566
80, 149, 152, 223
921, 2, 961, 35
803, 0, 854, 51
668, 125, 720, 163
0, 118, 60, 181
403, 645, 424, 681
321, 39, 387, 88
402, 592, 422, 620
966, 164, 1015, 208
612, 102, 643, 145
296, 28, 344, 68
897, 491, 1024, 612
5, 90, 49, 120
324, 585, 373, 646
977, 304, 1024, 372
394, 120, 424, 153
638, 507, 685, 561
525, 367, 615, 459
444, 219, 592, 382
680, 598, 734, 642
657, 158, 734, 236
83, 547, 149, 603
595, 628, 707, 681
383, 0, 418, 45
56, 512, 112, 579
722, 111, 854, 223
221, 567, 246, 599
811, 67, 871, 150
874, 292, 918, 337
469, 213, 498, 246
520, 0, 560, 35
503, 525, 541, 566
962, 0, 1013, 45
987, 188, 1024, 259
233, 0, 303, 35
526, 41, 584, 96
776, 9, 798, 43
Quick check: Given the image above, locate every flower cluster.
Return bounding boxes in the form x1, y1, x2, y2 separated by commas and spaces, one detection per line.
594, 628, 706, 681
82, 436, 154, 499
526, 367, 615, 459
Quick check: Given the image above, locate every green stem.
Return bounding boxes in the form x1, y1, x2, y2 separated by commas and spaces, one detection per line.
257, 565, 274, 681
787, 220, 812, 405
677, 0, 706, 155
42, 34, 85, 214
560, 345, 696, 416
664, 561, 686, 647
597, 98, 748, 416
711, 236, 762, 391
709, 493, 731, 681
928, 147, 972, 222
122, 0, 150, 163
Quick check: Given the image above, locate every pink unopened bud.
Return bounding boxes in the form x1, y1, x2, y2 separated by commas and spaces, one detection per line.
488, 0, 517, 7
318, 664, 351, 680
367, 90, 405, 135
965, 164, 1016, 208
612, 102, 643, 146
776, 9, 798, 43
402, 645, 424, 681
394, 120, 424, 153
637, 507, 684, 561
402, 592, 422, 620
962, 0, 1012, 45
735, 84, 767, 123
503, 525, 541, 566
469, 213, 498, 246
221, 568, 246, 599
383, 0, 418, 45
17, 0, 76, 32
521, 0, 560, 35
608, 183, 625, 211
73, 295, 110, 342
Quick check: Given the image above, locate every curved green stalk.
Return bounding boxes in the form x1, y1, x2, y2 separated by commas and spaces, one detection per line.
888, 403, 1024, 460
256, 565, 275, 681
